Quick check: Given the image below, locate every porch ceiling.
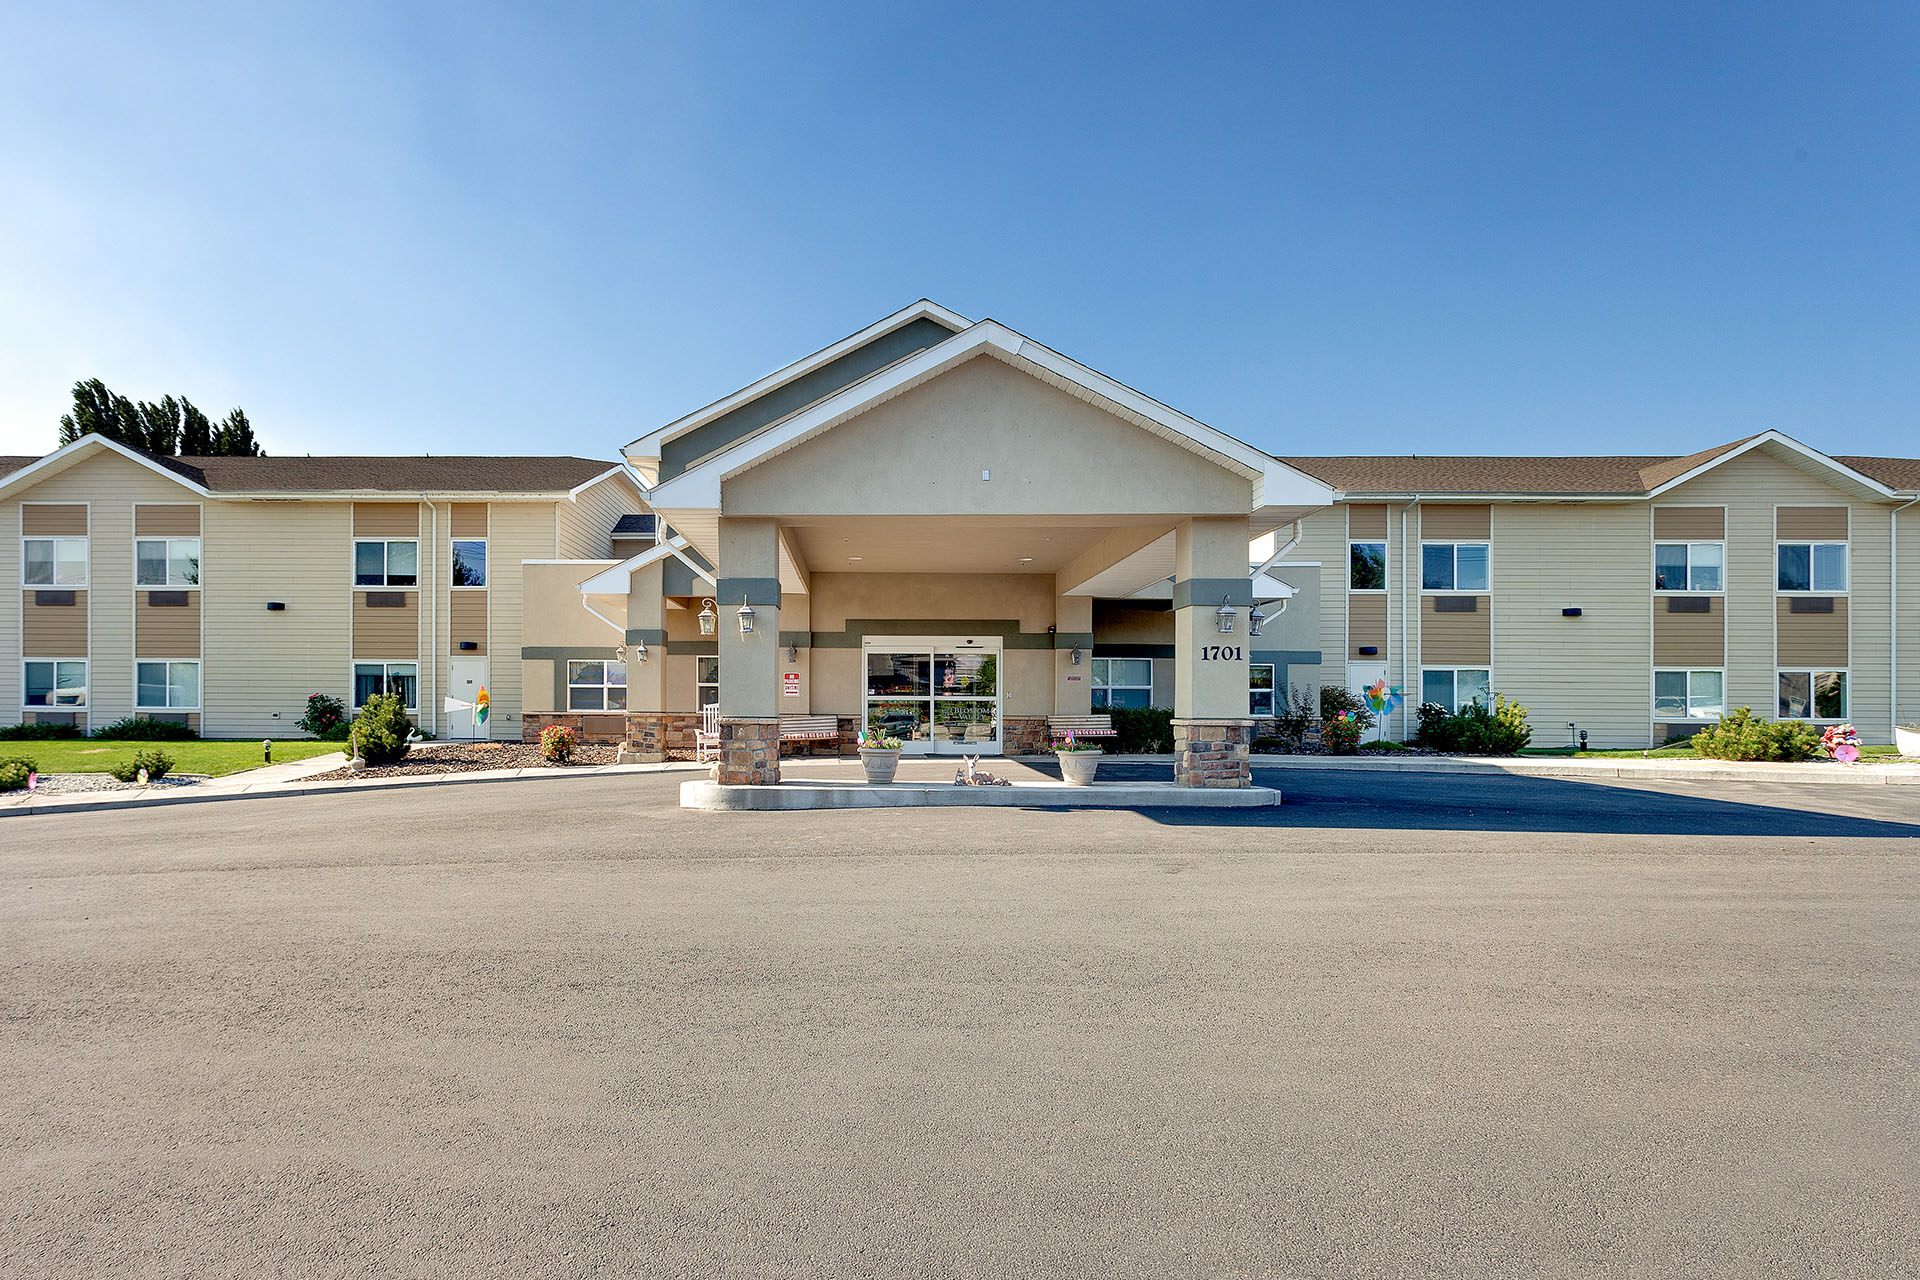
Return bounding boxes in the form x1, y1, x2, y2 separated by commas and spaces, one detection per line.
782, 515, 1168, 576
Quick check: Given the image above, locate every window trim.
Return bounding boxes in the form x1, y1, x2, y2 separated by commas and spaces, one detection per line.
565, 658, 628, 712
351, 660, 420, 711
1249, 662, 1276, 717
1653, 540, 1726, 594
1419, 540, 1491, 594
450, 538, 488, 590
1652, 667, 1725, 722
135, 658, 202, 711
22, 535, 90, 588
1091, 656, 1154, 710
1776, 667, 1849, 722
1419, 666, 1492, 714
696, 654, 720, 709
1348, 540, 1388, 593
22, 658, 89, 710
134, 536, 202, 589
352, 538, 422, 589
1774, 540, 1849, 595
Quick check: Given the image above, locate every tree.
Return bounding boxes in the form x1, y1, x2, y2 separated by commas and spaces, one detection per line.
57, 378, 265, 456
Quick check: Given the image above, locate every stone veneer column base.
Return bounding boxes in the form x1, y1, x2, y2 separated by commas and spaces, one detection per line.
1002, 715, 1050, 756
717, 717, 782, 785
622, 712, 703, 762
1172, 718, 1253, 788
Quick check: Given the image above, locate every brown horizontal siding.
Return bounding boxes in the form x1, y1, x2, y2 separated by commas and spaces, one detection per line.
1421, 505, 1490, 540
1420, 595, 1491, 664
1347, 504, 1389, 541
1776, 506, 1847, 540
449, 591, 488, 655
352, 593, 420, 659
1653, 506, 1724, 539
134, 503, 201, 536
22, 591, 87, 653
23, 503, 86, 535
1348, 593, 1387, 660
352, 502, 420, 537
1776, 597, 1848, 667
1653, 597, 1725, 667
451, 503, 488, 538
136, 594, 201, 657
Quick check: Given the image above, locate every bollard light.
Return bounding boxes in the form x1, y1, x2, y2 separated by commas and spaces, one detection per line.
263, 738, 272, 764
1215, 598, 1236, 634
697, 598, 717, 637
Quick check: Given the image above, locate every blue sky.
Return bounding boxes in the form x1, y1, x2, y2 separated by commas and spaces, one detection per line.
2, 2, 1915, 461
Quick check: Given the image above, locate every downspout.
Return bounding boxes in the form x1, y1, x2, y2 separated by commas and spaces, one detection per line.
1401, 500, 1418, 739
425, 499, 436, 736
1895, 497, 1919, 736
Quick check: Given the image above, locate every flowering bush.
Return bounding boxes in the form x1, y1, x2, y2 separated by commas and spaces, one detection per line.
1322, 711, 1364, 755
540, 723, 579, 763
298, 692, 351, 740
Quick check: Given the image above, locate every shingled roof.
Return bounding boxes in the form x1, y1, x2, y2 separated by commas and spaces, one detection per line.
156, 454, 623, 494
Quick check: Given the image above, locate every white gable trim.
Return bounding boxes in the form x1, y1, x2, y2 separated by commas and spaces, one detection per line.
566, 463, 648, 504
624, 299, 971, 461
1648, 430, 1896, 499
575, 535, 715, 595
0, 434, 212, 501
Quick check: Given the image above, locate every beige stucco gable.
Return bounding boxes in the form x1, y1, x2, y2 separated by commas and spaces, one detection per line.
720, 355, 1253, 518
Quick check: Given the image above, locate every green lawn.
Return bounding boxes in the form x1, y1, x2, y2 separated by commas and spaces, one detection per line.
1521, 743, 1908, 762
0, 739, 343, 777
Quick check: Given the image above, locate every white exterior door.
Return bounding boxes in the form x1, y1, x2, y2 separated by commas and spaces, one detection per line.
1346, 661, 1388, 743
448, 657, 489, 740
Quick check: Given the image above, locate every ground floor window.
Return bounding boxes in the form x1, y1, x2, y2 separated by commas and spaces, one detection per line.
137, 660, 200, 710
1091, 657, 1152, 709
1421, 667, 1490, 713
353, 661, 418, 709
24, 659, 87, 707
697, 655, 719, 709
1249, 664, 1276, 716
1778, 669, 1846, 720
567, 659, 627, 710
1653, 669, 1723, 721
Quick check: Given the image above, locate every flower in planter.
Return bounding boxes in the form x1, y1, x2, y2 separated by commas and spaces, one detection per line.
1053, 730, 1101, 753
857, 727, 902, 751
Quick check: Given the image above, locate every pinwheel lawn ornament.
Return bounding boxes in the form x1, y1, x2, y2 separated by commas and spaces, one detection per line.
1363, 677, 1404, 720
1821, 722, 1861, 763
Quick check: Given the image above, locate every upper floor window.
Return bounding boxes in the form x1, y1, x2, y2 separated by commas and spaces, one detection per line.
1655, 542, 1723, 592
24, 537, 87, 587
136, 538, 200, 587
24, 659, 87, 707
451, 539, 487, 587
354, 539, 418, 588
1777, 543, 1846, 593
1091, 657, 1153, 710
1421, 542, 1489, 592
1349, 542, 1387, 592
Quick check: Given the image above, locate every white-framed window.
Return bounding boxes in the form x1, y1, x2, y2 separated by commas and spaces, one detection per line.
353, 539, 419, 587
567, 659, 627, 711
1654, 542, 1724, 592
136, 660, 201, 710
696, 655, 719, 709
1091, 656, 1153, 710
1421, 667, 1491, 713
1420, 542, 1490, 592
24, 659, 88, 707
136, 537, 200, 587
352, 661, 418, 709
1249, 663, 1276, 716
1349, 541, 1387, 592
23, 537, 88, 587
451, 539, 487, 588
1778, 669, 1847, 720
1777, 542, 1847, 593
1653, 669, 1723, 721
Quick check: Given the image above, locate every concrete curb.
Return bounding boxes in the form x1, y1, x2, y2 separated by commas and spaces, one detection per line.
1245, 754, 1920, 786
680, 779, 1283, 811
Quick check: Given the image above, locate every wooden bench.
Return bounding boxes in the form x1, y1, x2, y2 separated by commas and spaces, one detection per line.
1047, 714, 1116, 741
779, 714, 841, 742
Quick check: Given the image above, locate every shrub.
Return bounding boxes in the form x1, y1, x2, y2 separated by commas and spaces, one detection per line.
1108, 706, 1173, 753
298, 692, 350, 740
108, 748, 174, 783
1691, 708, 1820, 762
540, 723, 578, 763
0, 722, 83, 740
350, 693, 413, 765
1365, 739, 1412, 752
92, 716, 199, 741
1322, 714, 1363, 754
1269, 685, 1318, 751
1320, 684, 1376, 730
1414, 696, 1532, 755
0, 756, 36, 790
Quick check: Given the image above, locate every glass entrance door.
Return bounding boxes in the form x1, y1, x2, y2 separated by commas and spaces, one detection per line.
864, 638, 1001, 755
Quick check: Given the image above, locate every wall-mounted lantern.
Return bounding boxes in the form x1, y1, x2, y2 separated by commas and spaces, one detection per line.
784, 643, 798, 663
627, 639, 647, 663
1070, 646, 1083, 665
698, 598, 717, 637
1214, 598, 1236, 634
737, 599, 756, 634
1247, 603, 1266, 637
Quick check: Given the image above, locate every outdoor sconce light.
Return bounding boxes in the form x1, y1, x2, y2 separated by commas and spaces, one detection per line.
1070, 646, 1083, 665
737, 599, 756, 634
698, 598, 717, 637
1215, 598, 1236, 634
457, 641, 477, 651
266, 601, 286, 612
785, 643, 798, 663
1247, 603, 1266, 637
627, 639, 647, 663
1561, 607, 1583, 617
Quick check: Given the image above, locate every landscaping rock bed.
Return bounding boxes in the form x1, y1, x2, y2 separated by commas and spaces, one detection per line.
18, 774, 205, 795
307, 741, 618, 780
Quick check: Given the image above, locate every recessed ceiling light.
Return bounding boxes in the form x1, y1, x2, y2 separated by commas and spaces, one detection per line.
848, 556, 863, 562
1018, 556, 1034, 563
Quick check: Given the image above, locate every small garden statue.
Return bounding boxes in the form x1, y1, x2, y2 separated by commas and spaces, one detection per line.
954, 755, 1011, 786
1820, 722, 1861, 764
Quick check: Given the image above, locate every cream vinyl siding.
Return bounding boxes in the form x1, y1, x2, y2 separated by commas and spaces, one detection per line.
1661, 446, 1893, 738
203, 500, 353, 736
483, 501, 559, 737
1491, 502, 1649, 747
557, 474, 646, 559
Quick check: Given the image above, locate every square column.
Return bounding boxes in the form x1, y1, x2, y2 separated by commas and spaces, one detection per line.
716, 518, 782, 784
1053, 594, 1094, 717
621, 562, 671, 761
1173, 517, 1253, 787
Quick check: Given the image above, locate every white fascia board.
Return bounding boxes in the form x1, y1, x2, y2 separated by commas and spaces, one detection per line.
0, 435, 212, 501
1646, 430, 1897, 499
567, 464, 647, 503
623, 299, 973, 460
575, 535, 713, 595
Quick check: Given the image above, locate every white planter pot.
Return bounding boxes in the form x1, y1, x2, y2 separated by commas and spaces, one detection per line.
859, 748, 902, 785
1896, 726, 1920, 758
1057, 750, 1101, 786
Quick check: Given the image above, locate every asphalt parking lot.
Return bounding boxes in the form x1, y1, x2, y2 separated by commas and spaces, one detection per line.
2, 767, 1916, 1278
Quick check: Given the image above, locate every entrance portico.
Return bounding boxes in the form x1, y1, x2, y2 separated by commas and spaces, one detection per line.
616, 303, 1334, 786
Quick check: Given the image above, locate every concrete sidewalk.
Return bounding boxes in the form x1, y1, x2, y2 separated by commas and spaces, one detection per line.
1246, 751, 1920, 785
